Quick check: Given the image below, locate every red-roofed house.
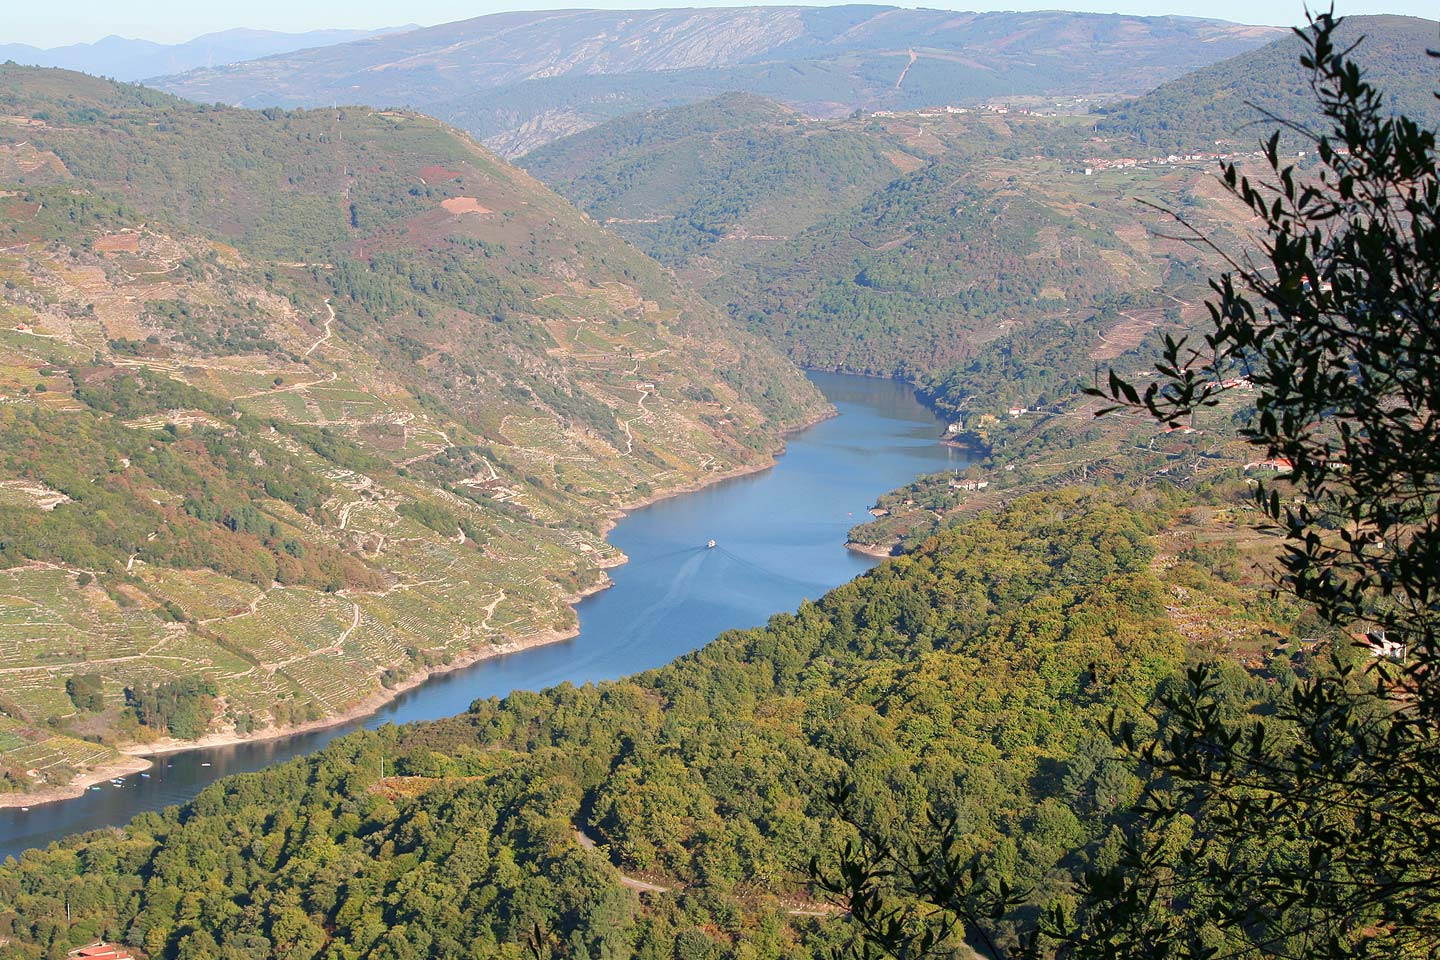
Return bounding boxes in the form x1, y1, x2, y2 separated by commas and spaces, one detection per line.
69, 943, 133, 959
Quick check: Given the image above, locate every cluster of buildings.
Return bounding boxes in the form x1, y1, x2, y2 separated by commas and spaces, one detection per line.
869, 102, 1062, 120
1081, 148, 1266, 176
869, 105, 974, 119
1244, 456, 1294, 472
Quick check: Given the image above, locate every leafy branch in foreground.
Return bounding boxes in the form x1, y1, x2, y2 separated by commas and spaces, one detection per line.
1097, 11, 1439, 680
817, 12, 1440, 960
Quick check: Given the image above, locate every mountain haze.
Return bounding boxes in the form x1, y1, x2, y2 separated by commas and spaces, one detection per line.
1097, 14, 1440, 150
0, 26, 418, 83
150, 5, 1283, 154
526, 13, 1437, 397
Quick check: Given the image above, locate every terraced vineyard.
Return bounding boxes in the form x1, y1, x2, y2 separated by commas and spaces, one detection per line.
0, 65, 826, 799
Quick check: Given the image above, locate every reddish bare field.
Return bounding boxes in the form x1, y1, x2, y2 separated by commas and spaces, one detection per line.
93, 232, 141, 254
440, 196, 492, 215
419, 164, 462, 183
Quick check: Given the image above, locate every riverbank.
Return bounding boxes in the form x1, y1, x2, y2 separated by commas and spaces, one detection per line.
608, 416, 834, 524
137, 627, 586, 756
0, 755, 152, 810
0, 626, 585, 810
845, 540, 895, 559
0, 372, 957, 856
0, 411, 834, 812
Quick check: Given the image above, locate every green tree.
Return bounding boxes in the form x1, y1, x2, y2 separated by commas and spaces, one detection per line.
815, 14, 1440, 960
64, 673, 104, 712
1053, 14, 1440, 958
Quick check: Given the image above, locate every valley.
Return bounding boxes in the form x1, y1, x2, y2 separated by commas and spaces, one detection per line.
0, 8, 1435, 960
524, 96, 1254, 382
0, 64, 825, 801
0, 371, 963, 859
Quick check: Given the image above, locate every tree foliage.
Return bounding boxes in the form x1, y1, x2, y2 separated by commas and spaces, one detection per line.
0, 491, 1200, 960
819, 14, 1440, 960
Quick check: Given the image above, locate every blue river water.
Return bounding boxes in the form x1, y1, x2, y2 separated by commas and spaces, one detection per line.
0, 372, 966, 860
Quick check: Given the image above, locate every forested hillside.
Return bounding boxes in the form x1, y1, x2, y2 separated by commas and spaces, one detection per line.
150, 7, 1280, 155
529, 15, 1435, 395
0, 18, 1417, 959
0, 65, 825, 796
523, 94, 913, 274
1096, 15, 1440, 150
527, 98, 1253, 382
0, 488, 1317, 959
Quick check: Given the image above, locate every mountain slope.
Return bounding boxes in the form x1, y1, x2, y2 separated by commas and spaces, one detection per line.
150, 6, 1282, 154
1096, 14, 1440, 150
528, 11, 1435, 385
524, 93, 910, 269
527, 96, 1257, 383
0, 26, 418, 83
0, 65, 824, 797
0, 489, 1299, 960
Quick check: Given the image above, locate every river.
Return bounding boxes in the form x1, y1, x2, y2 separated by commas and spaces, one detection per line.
0, 372, 966, 860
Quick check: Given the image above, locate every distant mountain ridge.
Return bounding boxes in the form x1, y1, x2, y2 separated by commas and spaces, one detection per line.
149, 5, 1283, 154
1096, 14, 1440, 150
522, 13, 1438, 390
0, 25, 419, 83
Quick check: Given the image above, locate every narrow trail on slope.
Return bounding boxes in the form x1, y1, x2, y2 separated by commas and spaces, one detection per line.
265, 602, 360, 672
572, 824, 671, 894
234, 371, 337, 400
304, 299, 335, 357
896, 48, 917, 89
620, 385, 651, 456
572, 818, 846, 916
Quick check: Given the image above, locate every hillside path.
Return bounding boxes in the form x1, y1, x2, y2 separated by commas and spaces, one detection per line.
573, 825, 671, 893
304, 299, 336, 356
896, 48, 917, 88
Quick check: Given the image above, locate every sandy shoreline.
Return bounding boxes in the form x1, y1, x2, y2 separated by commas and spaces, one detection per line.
0, 755, 152, 810
845, 541, 895, 560
0, 625, 585, 810
0, 406, 835, 811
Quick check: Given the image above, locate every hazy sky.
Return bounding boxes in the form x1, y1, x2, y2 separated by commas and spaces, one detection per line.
6, 0, 1433, 48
